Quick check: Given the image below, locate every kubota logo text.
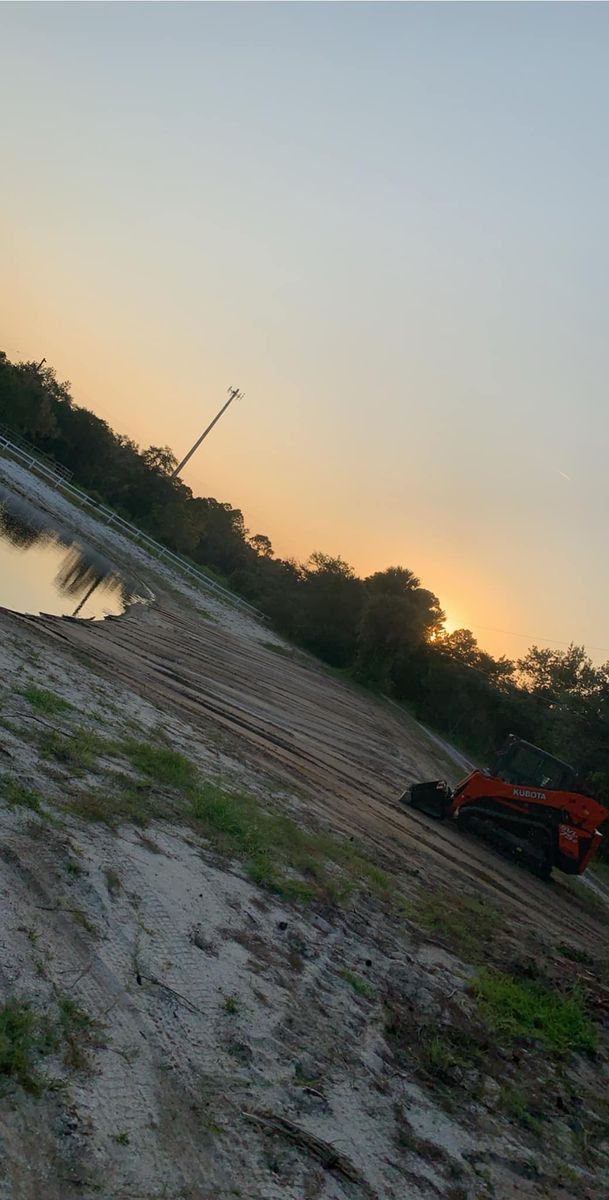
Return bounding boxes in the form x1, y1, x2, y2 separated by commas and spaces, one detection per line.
513, 787, 546, 801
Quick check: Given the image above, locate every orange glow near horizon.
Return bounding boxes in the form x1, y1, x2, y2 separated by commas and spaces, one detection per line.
2, 2, 609, 666
440, 611, 462, 635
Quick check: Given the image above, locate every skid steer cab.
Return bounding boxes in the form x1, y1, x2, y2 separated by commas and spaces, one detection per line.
401, 736, 609, 879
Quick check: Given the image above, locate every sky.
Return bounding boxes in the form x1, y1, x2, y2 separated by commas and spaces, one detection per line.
2, 1, 609, 663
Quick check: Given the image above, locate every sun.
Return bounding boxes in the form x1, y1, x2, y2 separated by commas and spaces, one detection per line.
441, 610, 462, 635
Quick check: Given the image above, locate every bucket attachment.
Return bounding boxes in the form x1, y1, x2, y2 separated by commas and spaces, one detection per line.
405, 779, 453, 819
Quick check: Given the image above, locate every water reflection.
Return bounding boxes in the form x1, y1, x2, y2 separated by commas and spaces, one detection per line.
0, 486, 140, 620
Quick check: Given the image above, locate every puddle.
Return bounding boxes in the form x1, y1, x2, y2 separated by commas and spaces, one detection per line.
0, 486, 145, 620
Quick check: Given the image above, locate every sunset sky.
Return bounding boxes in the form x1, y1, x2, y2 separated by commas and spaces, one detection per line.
2, 2, 609, 662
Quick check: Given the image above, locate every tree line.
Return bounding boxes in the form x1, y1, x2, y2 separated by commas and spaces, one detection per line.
1, 350, 608, 822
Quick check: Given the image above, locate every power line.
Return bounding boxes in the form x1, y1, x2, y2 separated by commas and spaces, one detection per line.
171, 386, 244, 479
465, 623, 609, 655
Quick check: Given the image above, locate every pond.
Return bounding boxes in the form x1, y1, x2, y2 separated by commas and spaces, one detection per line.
0, 486, 143, 620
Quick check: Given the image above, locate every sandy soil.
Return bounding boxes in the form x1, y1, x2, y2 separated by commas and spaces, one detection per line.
0, 455, 608, 1200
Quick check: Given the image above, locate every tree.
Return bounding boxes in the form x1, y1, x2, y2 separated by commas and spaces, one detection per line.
435, 628, 515, 686
192, 497, 250, 575
517, 646, 609, 792
248, 533, 274, 558
298, 553, 362, 666
517, 644, 601, 705
356, 566, 446, 687
142, 446, 178, 476
0, 356, 58, 439
365, 566, 420, 596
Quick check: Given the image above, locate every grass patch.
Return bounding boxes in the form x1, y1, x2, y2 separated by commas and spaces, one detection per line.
67, 777, 170, 829
222, 994, 240, 1015
69, 908, 98, 937
473, 968, 596, 1055
64, 858, 84, 880
20, 925, 40, 947
407, 890, 499, 961
23, 686, 72, 716
0, 989, 99, 1086
190, 783, 263, 855
1, 778, 43, 813
0, 999, 56, 1095
39, 727, 108, 771
339, 968, 376, 998
53, 729, 392, 911
0, 716, 22, 735
191, 780, 389, 906
416, 1027, 483, 1084
384, 1003, 484, 1097
499, 1084, 543, 1135
119, 740, 197, 791
246, 857, 316, 903
56, 995, 100, 1072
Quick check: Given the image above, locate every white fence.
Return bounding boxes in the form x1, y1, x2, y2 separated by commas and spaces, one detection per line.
0, 433, 266, 621
0, 424, 73, 480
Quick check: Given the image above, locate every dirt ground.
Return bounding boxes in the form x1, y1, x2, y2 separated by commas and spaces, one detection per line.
0, 456, 608, 1200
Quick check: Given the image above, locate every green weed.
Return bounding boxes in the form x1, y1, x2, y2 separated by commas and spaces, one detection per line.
47, 726, 393, 911
222, 994, 240, 1015
21, 926, 40, 947
39, 727, 107, 771
69, 908, 98, 937
191, 780, 389, 906
553, 1163, 582, 1189
1, 778, 43, 813
474, 968, 596, 1055
499, 1084, 543, 1135
0, 716, 21, 734
191, 783, 263, 855
0, 998, 56, 1094
417, 1027, 482, 1083
385, 1001, 482, 1093
119, 740, 197, 791
23, 686, 72, 716
340, 968, 376, 999
408, 891, 499, 961
56, 994, 100, 1072
65, 858, 83, 880
246, 857, 316, 903
66, 778, 169, 829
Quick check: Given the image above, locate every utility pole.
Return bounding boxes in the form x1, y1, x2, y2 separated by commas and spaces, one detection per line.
171, 386, 244, 479
72, 575, 102, 618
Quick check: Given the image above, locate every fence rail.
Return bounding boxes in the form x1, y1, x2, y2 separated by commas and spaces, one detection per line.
0, 424, 73, 481
0, 433, 266, 621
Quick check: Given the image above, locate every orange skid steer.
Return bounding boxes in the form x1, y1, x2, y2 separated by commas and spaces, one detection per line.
402, 736, 608, 878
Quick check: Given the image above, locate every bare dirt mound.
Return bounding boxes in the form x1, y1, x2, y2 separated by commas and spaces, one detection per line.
1, 463, 608, 1199
19, 599, 608, 954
